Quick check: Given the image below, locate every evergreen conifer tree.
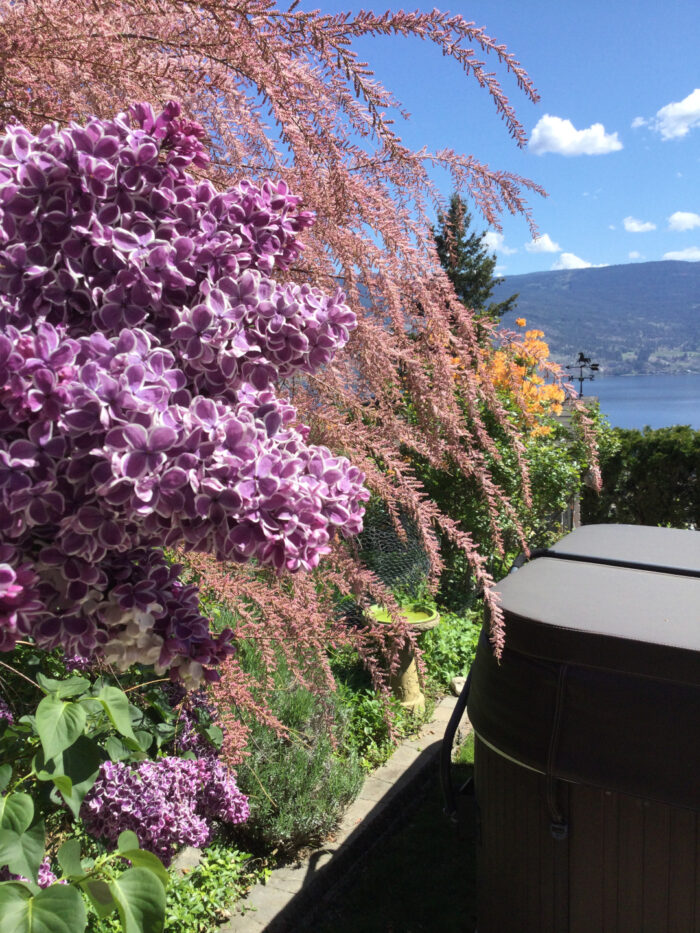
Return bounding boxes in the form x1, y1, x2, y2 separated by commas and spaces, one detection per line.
434, 193, 518, 322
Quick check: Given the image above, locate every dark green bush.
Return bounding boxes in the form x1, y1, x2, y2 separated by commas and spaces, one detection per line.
329, 645, 431, 772
582, 425, 700, 528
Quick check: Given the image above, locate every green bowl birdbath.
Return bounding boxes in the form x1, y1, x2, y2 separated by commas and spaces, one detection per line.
367, 605, 440, 714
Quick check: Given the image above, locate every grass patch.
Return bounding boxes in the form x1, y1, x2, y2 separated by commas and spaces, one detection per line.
454, 729, 474, 766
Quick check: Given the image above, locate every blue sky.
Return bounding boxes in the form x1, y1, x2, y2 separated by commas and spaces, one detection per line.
299, 0, 700, 276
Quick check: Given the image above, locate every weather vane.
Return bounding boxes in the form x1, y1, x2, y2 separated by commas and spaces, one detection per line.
565, 352, 599, 396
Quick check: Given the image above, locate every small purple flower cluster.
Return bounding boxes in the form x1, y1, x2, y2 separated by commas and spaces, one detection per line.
0, 856, 59, 887
0, 693, 13, 723
170, 687, 220, 758
0, 550, 41, 652
197, 759, 250, 825
37, 857, 58, 888
63, 653, 92, 672
81, 756, 249, 865
0, 101, 369, 682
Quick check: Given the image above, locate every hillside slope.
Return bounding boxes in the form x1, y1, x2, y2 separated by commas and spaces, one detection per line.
491, 260, 700, 375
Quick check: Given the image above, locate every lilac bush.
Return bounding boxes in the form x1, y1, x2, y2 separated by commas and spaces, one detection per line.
81, 756, 249, 864
0, 101, 368, 683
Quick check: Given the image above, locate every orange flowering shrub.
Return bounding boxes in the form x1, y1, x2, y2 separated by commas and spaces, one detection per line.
489, 323, 566, 435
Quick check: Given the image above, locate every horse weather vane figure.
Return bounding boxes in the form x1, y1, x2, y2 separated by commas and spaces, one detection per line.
566, 352, 600, 396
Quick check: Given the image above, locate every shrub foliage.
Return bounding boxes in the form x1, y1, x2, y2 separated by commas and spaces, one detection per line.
582, 425, 700, 528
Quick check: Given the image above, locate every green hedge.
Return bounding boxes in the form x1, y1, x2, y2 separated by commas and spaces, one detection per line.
582, 425, 700, 528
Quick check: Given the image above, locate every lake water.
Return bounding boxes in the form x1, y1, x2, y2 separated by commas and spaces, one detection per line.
582, 373, 700, 430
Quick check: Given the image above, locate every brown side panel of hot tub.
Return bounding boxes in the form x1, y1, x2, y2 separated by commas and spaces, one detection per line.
475, 737, 700, 933
475, 736, 568, 933
568, 784, 700, 933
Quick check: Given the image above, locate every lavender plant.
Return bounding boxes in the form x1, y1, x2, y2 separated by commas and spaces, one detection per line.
0, 101, 368, 684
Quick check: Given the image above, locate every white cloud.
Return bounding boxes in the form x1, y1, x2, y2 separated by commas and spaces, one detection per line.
524, 233, 560, 253
653, 89, 700, 140
623, 216, 656, 233
552, 252, 592, 270
631, 116, 647, 129
483, 231, 517, 255
663, 246, 700, 261
668, 211, 700, 232
530, 114, 623, 156
628, 251, 642, 260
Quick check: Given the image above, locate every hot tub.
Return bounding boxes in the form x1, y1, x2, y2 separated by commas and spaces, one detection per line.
467, 525, 700, 933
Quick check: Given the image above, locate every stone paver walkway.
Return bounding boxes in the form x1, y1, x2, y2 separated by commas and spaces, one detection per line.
222, 694, 470, 933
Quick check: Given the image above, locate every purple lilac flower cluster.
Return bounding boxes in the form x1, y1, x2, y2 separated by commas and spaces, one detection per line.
63, 653, 92, 672
37, 857, 58, 888
0, 101, 369, 683
170, 687, 220, 759
0, 857, 59, 887
81, 756, 249, 865
0, 693, 12, 723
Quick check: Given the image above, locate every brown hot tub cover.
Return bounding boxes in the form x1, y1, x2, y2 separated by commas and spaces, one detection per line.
468, 525, 700, 811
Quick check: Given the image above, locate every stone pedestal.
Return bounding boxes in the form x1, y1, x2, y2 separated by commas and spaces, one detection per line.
367, 605, 440, 714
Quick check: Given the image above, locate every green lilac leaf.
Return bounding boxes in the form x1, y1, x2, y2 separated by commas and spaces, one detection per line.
0, 820, 45, 882
105, 736, 131, 761
204, 724, 224, 747
35, 697, 86, 761
56, 838, 83, 878
118, 849, 169, 888
34, 736, 102, 818
35, 674, 90, 699
0, 793, 34, 833
48, 775, 73, 797
110, 867, 166, 933
80, 879, 116, 919
135, 730, 154, 752
0, 881, 87, 933
96, 686, 136, 741
117, 830, 140, 854
0, 764, 12, 792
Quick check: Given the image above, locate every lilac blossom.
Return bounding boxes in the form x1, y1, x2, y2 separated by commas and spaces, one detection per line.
37, 858, 59, 888
167, 687, 221, 759
0, 694, 12, 723
0, 102, 369, 683
0, 857, 60, 888
63, 653, 92, 672
81, 756, 249, 865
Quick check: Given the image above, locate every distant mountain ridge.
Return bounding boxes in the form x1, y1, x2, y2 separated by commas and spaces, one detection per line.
490, 260, 700, 376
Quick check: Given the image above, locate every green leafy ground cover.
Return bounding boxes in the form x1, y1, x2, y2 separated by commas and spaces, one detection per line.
88, 845, 268, 933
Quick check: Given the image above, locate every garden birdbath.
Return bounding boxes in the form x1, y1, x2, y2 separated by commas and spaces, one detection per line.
367, 605, 440, 714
